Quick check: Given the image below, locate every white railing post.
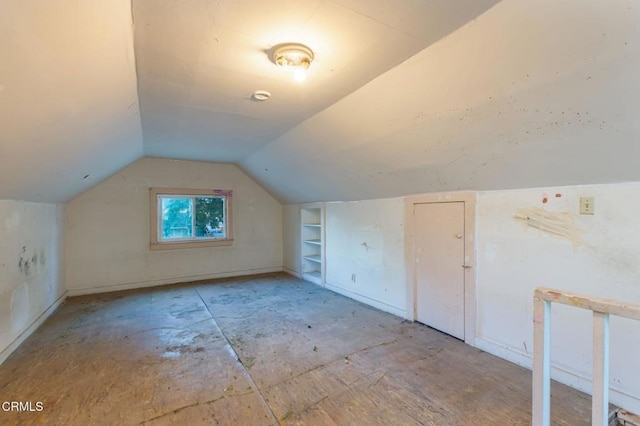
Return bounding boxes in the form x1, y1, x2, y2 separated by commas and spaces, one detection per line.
532, 288, 640, 426
533, 297, 551, 426
592, 311, 610, 426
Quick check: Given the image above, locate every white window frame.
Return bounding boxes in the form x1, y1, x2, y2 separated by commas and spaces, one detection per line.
149, 187, 233, 250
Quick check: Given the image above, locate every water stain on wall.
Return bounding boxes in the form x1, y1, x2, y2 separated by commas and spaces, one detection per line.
514, 207, 587, 249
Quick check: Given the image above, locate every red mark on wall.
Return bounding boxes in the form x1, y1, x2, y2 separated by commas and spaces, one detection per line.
555, 193, 562, 198
541, 192, 550, 204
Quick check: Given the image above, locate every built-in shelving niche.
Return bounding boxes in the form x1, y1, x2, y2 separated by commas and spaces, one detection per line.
300, 203, 325, 285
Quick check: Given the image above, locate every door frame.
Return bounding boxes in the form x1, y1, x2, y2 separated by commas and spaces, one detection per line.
404, 191, 476, 345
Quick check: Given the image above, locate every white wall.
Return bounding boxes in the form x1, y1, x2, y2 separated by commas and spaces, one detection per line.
476, 183, 640, 413
65, 158, 283, 294
0, 200, 65, 364
283, 183, 640, 413
324, 199, 406, 317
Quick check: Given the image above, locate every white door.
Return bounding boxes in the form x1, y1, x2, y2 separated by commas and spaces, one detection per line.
414, 202, 466, 340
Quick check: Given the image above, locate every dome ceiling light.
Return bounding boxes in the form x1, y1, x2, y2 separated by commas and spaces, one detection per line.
271, 43, 314, 82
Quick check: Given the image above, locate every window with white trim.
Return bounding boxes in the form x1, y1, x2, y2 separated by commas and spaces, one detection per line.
150, 188, 233, 250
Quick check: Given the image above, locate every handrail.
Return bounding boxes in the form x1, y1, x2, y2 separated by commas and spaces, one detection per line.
532, 288, 640, 426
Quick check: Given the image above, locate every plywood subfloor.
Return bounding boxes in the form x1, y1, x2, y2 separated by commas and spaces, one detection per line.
0, 273, 593, 425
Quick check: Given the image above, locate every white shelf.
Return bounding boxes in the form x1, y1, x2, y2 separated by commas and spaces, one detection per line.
304, 255, 322, 263
301, 204, 324, 286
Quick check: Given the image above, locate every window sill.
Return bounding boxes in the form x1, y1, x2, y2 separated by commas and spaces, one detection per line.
150, 239, 234, 251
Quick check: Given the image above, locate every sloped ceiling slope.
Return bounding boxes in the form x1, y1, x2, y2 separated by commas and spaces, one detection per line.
1, 0, 501, 203
0, 1, 142, 203
133, 0, 500, 163
242, 0, 640, 204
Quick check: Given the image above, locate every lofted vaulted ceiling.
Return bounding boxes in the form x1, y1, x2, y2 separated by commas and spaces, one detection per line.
133, 0, 500, 163
242, 0, 640, 203
1, 0, 639, 204
0, 1, 142, 202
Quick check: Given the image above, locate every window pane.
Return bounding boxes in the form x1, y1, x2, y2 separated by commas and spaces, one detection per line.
161, 197, 193, 239
195, 197, 225, 239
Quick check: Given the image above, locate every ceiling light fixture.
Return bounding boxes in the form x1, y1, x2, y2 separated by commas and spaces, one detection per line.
272, 43, 314, 82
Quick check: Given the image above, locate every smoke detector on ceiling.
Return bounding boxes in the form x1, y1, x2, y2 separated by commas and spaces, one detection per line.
252, 90, 271, 101
271, 43, 314, 82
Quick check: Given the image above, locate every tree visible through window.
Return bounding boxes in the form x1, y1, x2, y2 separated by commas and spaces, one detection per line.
195, 197, 225, 237
150, 188, 233, 249
160, 196, 226, 240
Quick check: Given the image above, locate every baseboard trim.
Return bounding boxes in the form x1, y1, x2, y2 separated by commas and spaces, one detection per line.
324, 282, 406, 318
67, 267, 283, 297
474, 336, 640, 414
0, 292, 67, 366
283, 268, 302, 278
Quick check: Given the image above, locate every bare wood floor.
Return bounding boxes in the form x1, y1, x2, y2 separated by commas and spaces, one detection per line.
0, 273, 592, 425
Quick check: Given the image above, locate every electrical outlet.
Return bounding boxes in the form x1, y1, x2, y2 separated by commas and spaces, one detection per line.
351, 273, 356, 283
580, 197, 595, 215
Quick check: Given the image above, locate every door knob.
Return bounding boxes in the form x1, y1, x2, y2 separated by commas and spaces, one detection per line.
462, 265, 472, 269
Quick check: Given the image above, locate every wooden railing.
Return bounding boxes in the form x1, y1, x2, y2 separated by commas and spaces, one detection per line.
532, 288, 640, 426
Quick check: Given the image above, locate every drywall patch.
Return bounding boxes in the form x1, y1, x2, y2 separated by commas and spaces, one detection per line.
351, 231, 383, 267
10, 282, 30, 334
4, 209, 20, 231
484, 242, 498, 262
514, 207, 587, 248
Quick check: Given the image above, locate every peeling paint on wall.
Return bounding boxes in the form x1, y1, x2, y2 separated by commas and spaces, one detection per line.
514, 207, 587, 248
1, 200, 64, 365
